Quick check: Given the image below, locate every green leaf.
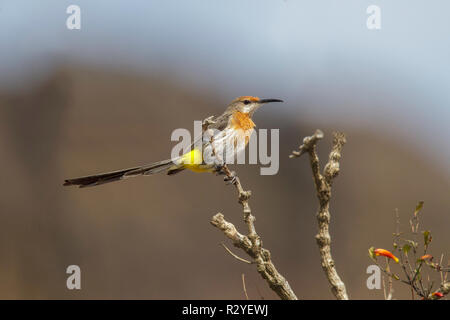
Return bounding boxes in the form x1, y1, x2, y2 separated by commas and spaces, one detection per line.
423, 230, 432, 246
403, 244, 411, 254
368, 247, 376, 260
405, 240, 418, 249
414, 201, 424, 217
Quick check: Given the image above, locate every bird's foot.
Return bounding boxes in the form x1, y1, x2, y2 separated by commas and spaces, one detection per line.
213, 164, 237, 185
223, 170, 237, 185
214, 164, 225, 175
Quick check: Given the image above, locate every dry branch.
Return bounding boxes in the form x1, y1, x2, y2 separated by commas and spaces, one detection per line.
290, 130, 349, 300
211, 165, 298, 300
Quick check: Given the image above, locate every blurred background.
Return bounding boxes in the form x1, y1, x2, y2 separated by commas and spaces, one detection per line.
0, 0, 449, 299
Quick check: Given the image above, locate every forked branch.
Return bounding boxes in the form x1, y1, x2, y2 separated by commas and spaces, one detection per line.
290, 130, 349, 300
211, 165, 298, 300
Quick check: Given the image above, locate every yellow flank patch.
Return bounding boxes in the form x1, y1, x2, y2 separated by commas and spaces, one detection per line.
177, 148, 212, 173
185, 165, 214, 173
180, 148, 203, 165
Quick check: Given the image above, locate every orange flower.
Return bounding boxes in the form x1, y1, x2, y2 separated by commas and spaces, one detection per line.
374, 249, 399, 263
432, 292, 444, 298
420, 254, 433, 261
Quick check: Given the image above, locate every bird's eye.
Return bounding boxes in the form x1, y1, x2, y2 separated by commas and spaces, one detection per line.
243, 100, 250, 105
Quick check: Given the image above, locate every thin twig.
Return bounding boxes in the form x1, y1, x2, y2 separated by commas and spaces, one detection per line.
378, 205, 450, 299
242, 274, 249, 300
220, 243, 253, 264
384, 258, 394, 300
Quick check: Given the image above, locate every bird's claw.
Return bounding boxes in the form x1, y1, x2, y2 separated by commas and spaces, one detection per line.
214, 164, 225, 175
223, 171, 237, 185
213, 164, 237, 185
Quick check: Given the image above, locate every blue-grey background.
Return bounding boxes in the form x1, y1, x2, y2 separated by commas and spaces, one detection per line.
2, 1, 450, 167
0, 0, 448, 299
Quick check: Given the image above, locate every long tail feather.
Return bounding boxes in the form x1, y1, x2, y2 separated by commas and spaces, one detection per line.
63, 159, 175, 188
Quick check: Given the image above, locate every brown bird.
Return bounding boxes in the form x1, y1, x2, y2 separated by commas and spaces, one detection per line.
63, 96, 283, 188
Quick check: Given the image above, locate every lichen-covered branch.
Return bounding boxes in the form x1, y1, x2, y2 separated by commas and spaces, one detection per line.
210, 165, 298, 300
290, 130, 349, 300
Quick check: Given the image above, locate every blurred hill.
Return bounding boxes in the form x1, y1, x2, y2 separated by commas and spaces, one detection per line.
0, 66, 448, 299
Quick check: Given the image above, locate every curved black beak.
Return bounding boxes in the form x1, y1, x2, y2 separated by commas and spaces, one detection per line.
260, 98, 284, 104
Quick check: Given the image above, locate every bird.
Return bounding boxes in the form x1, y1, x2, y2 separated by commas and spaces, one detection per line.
63, 96, 283, 188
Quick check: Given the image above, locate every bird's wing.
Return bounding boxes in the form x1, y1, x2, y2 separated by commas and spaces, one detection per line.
188, 113, 230, 150
206, 113, 231, 131
177, 113, 230, 166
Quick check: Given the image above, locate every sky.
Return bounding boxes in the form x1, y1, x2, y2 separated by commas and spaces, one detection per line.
1, 0, 449, 170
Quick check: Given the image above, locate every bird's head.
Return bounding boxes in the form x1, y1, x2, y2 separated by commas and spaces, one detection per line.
227, 96, 283, 116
